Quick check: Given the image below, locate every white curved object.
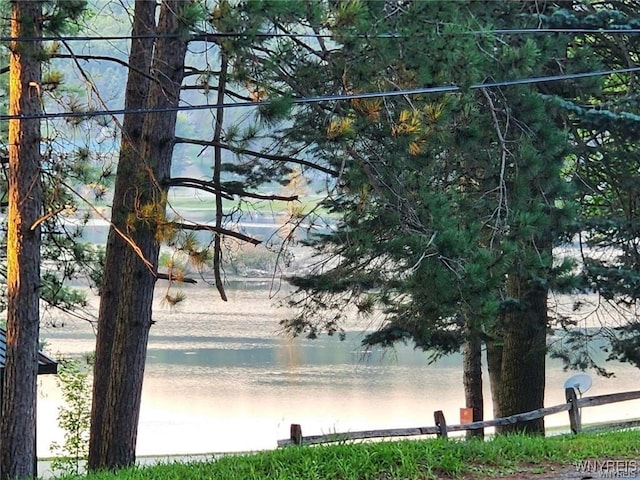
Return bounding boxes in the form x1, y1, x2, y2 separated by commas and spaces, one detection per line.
563, 373, 593, 395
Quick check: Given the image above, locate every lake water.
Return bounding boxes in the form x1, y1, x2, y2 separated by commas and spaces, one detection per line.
37, 282, 640, 457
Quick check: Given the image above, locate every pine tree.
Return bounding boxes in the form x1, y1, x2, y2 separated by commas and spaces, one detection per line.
244, 0, 579, 434
2, 1, 43, 475
542, 1, 640, 371
87, 0, 156, 470
88, 0, 314, 469
88, 0, 192, 469
1, 1, 89, 477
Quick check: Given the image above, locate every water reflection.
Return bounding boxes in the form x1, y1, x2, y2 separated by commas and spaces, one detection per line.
38, 283, 640, 457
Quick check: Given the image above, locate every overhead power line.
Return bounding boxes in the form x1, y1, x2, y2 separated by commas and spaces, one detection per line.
0, 32, 343, 42
493, 28, 640, 34
2, 28, 640, 43
2, 66, 638, 122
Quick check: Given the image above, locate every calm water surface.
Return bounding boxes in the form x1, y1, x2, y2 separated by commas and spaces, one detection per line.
37, 282, 640, 457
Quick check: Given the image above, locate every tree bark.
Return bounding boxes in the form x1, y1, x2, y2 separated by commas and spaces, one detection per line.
485, 337, 503, 419
1, 1, 43, 478
88, 0, 156, 470
497, 263, 549, 435
212, 51, 229, 301
94, 1, 189, 470
462, 316, 484, 439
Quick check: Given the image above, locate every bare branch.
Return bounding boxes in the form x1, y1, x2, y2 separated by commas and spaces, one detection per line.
480, 87, 510, 245
167, 177, 299, 202
179, 83, 255, 103
232, 191, 298, 202
190, 33, 222, 44
30, 205, 66, 231
164, 177, 234, 199
174, 136, 339, 177
156, 272, 197, 284
52, 53, 158, 88
45, 173, 155, 272
274, 21, 329, 60
182, 69, 221, 79
170, 221, 262, 245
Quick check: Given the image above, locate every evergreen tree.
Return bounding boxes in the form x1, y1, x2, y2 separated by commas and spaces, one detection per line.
542, 1, 640, 371
88, 0, 156, 470
88, 0, 316, 469
2, 1, 44, 475
240, 0, 580, 434
0, 0, 105, 316
1, 1, 89, 477
88, 0, 193, 469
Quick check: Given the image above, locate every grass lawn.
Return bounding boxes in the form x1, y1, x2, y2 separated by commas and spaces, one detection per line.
54, 429, 640, 479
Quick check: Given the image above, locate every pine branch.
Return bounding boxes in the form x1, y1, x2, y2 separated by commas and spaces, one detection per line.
273, 21, 331, 60
169, 221, 262, 245
174, 136, 339, 177
228, 190, 298, 202
164, 177, 298, 202
180, 83, 255, 102
163, 177, 234, 199
53, 53, 136, 71
156, 272, 197, 284
52, 51, 157, 93
182, 69, 222, 79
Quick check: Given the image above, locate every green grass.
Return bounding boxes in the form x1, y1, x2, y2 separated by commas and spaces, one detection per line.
53, 430, 640, 479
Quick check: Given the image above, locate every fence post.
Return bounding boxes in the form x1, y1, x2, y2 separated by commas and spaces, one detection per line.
565, 387, 582, 434
434, 410, 448, 439
290, 423, 303, 445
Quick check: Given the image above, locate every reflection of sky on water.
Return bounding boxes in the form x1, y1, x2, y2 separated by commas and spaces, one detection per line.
38, 284, 640, 457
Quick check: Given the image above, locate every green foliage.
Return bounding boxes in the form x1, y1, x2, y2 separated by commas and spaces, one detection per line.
257, 94, 294, 128
0, 0, 103, 318
262, 1, 578, 368
543, 1, 640, 370
40, 273, 88, 311
610, 321, 640, 368
0, 0, 112, 323
49, 431, 640, 480
50, 357, 92, 476
42, 0, 91, 35
178, 1, 208, 34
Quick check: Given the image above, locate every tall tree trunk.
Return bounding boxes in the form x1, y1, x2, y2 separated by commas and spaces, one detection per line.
88, 0, 156, 470
96, 1, 189, 469
497, 257, 549, 435
1, 1, 42, 478
212, 51, 229, 301
485, 337, 503, 420
463, 316, 484, 439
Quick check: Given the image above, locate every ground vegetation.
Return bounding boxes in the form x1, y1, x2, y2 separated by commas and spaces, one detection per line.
52, 430, 640, 480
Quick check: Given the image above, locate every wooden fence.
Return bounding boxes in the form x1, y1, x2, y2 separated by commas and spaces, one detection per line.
277, 388, 640, 447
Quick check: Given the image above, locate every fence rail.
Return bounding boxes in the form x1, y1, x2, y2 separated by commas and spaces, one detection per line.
277, 388, 640, 447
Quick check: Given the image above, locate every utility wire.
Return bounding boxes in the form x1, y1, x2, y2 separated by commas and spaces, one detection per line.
0, 33, 340, 42
2, 66, 638, 122
493, 28, 640, 34
2, 28, 640, 43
